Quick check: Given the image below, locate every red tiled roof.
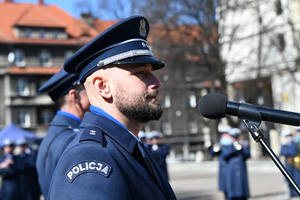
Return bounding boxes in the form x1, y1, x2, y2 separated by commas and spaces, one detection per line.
8, 66, 62, 74
15, 5, 67, 28
149, 23, 210, 45
0, 1, 100, 43
93, 19, 118, 33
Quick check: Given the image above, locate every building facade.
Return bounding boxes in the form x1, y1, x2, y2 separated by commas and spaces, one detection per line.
0, 0, 99, 137
0, 0, 216, 161
218, 0, 300, 157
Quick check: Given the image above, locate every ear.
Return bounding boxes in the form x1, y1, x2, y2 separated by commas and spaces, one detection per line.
68, 89, 79, 102
92, 76, 111, 99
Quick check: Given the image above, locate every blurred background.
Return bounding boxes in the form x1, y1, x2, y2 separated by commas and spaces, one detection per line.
0, 0, 298, 163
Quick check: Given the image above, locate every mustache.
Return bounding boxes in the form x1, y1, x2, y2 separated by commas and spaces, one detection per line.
145, 90, 159, 98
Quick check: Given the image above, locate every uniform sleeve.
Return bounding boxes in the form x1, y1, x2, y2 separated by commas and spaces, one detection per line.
281, 143, 298, 157
222, 145, 238, 161
0, 157, 17, 178
48, 142, 131, 200
241, 146, 251, 159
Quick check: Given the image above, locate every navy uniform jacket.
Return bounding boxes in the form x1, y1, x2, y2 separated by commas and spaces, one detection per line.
209, 144, 227, 191
48, 111, 177, 200
281, 141, 299, 196
15, 151, 39, 200
0, 154, 19, 200
281, 141, 298, 178
223, 144, 250, 199
148, 143, 170, 180
36, 113, 81, 199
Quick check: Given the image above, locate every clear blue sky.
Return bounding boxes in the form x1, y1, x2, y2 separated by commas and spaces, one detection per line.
11, 0, 132, 20
13, 0, 83, 18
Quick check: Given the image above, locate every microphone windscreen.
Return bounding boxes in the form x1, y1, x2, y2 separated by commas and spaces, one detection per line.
199, 93, 227, 119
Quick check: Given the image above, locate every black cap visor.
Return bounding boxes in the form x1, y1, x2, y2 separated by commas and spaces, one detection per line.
112, 56, 165, 70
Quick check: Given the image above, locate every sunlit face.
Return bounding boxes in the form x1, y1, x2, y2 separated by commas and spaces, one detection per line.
114, 64, 164, 123
3, 145, 14, 154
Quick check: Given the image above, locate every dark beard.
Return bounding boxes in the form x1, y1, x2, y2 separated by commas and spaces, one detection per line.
115, 89, 164, 123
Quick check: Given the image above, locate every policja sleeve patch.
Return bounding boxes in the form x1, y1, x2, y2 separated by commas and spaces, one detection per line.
65, 160, 112, 182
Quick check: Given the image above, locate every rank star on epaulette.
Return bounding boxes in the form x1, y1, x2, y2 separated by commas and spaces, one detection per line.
65, 160, 112, 182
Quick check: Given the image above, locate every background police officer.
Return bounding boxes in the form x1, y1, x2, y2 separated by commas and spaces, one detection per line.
224, 128, 250, 200
147, 130, 170, 180
209, 125, 231, 199
36, 69, 90, 199
280, 128, 300, 198
47, 15, 177, 200
0, 139, 18, 200
210, 127, 251, 200
15, 139, 40, 200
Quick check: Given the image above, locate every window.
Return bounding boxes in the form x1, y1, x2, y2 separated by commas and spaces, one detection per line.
278, 33, 285, 52
53, 29, 68, 40
164, 95, 171, 108
38, 78, 49, 91
17, 78, 29, 96
18, 28, 25, 38
162, 122, 172, 135
188, 121, 198, 134
44, 30, 54, 39
64, 50, 74, 60
275, 0, 282, 15
54, 30, 59, 39
31, 30, 39, 38
189, 93, 197, 108
202, 44, 209, 54
40, 109, 54, 124
18, 110, 31, 128
25, 28, 31, 37
40, 50, 52, 67
39, 29, 45, 38
14, 49, 25, 67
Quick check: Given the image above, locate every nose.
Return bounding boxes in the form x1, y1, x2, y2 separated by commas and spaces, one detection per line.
149, 74, 162, 90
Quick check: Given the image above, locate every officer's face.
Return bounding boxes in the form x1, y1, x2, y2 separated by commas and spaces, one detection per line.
3, 146, 14, 154
113, 63, 163, 123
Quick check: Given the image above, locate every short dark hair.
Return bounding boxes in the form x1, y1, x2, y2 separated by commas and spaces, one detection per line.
54, 84, 85, 110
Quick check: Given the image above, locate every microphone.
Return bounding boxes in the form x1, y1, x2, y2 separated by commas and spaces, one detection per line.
199, 93, 300, 126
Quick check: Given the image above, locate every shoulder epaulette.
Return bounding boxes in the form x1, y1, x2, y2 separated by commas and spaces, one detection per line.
80, 126, 104, 144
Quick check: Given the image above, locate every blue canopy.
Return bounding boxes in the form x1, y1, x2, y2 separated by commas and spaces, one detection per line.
0, 123, 42, 147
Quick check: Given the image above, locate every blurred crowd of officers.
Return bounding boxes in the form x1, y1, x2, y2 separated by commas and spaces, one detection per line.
209, 126, 251, 200
0, 138, 40, 200
138, 130, 170, 180
280, 126, 300, 198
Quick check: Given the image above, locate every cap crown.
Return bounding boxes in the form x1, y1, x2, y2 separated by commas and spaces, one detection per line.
64, 15, 165, 83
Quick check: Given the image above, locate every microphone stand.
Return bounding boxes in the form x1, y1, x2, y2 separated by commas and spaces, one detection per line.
239, 103, 300, 196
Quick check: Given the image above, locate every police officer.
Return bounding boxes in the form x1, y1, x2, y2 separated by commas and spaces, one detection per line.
138, 130, 147, 144
224, 128, 250, 200
47, 15, 177, 200
280, 128, 299, 197
15, 139, 38, 200
148, 130, 170, 180
36, 69, 90, 199
0, 139, 18, 200
209, 125, 231, 199
27, 143, 41, 200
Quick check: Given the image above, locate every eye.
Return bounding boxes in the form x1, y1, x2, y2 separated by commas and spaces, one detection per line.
134, 71, 145, 75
